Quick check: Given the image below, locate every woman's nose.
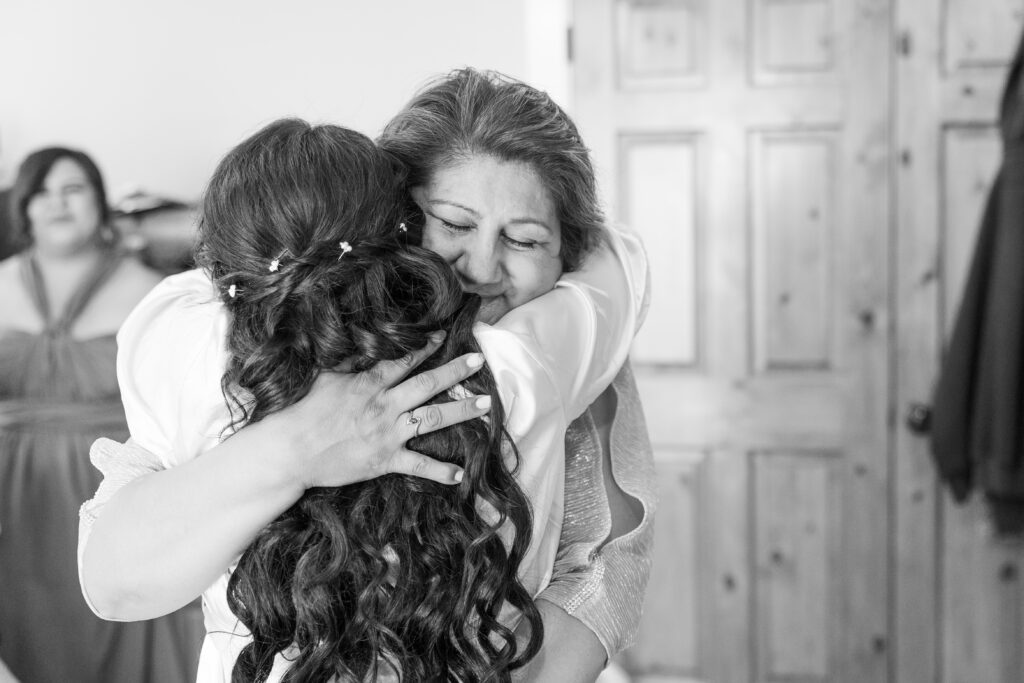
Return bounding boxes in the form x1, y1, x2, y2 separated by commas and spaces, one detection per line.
47, 192, 68, 210
458, 241, 502, 287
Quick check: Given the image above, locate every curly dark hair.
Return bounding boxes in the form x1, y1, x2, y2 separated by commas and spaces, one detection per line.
196, 118, 543, 681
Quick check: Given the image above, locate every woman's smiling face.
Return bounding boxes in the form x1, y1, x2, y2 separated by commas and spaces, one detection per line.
412, 155, 563, 324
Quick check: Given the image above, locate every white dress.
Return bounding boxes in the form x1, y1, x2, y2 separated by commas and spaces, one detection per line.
79, 227, 648, 682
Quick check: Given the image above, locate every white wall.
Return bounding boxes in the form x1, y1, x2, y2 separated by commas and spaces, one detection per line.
0, 0, 570, 200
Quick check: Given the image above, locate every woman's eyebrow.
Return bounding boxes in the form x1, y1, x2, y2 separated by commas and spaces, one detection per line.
508, 218, 553, 233
426, 198, 480, 218
52, 178, 88, 189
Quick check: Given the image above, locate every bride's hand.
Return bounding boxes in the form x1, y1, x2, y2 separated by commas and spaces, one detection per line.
253, 331, 488, 489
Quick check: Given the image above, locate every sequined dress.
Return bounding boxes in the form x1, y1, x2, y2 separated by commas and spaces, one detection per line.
0, 252, 203, 682
542, 361, 657, 657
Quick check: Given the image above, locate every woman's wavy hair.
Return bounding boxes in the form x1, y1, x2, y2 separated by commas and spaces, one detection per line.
379, 67, 604, 272
196, 118, 543, 681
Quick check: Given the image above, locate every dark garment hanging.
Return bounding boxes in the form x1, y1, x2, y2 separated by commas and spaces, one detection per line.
930, 29, 1024, 536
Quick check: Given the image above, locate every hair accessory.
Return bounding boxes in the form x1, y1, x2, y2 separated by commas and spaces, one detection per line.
399, 222, 408, 233
228, 284, 239, 298
337, 241, 353, 260
268, 249, 290, 273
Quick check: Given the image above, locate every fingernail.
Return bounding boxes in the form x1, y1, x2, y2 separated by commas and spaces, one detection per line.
430, 330, 446, 344
467, 353, 484, 369
475, 395, 492, 410
453, 469, 464, 483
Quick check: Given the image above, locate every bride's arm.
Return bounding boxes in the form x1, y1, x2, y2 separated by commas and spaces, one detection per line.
80, 355, 484, 621
491, 226, 649, 421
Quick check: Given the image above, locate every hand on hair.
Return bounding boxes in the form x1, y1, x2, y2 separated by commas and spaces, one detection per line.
262, 331, 486, 489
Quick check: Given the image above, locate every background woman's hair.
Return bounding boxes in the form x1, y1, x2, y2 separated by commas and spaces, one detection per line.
196, 119, 542, 682
8, 146, 111, 248
379, 67, 604, 272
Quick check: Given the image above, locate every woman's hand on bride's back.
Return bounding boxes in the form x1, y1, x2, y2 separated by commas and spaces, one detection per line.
255, 331, 488, 489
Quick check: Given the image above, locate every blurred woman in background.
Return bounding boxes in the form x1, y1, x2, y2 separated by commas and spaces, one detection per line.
0, 147, 203, 682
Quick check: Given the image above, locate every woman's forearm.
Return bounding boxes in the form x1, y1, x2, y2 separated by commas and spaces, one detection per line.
80, 423, 303, 621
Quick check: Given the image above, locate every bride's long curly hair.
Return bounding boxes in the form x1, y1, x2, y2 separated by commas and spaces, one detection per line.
195, 118, 543, 682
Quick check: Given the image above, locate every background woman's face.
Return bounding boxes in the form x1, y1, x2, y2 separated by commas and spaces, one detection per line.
412, 155, 562, 324
26, 158, 103, 256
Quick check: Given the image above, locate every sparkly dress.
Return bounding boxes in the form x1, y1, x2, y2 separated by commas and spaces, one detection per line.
0, 251, 203, 682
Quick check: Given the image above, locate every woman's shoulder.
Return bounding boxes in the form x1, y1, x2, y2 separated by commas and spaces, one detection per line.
0, 253, 38, 333
0, 251, 25, 288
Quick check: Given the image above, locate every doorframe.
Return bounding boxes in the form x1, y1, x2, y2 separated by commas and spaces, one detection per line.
524, 0, 573, 111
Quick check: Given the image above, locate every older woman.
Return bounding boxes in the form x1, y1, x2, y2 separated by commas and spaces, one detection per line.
80, 69, 654, 682
380, 68, 656, 681
0, 148, 202, 682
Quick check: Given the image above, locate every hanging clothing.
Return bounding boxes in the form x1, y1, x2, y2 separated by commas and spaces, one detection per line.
0, 250, 203, 682
930, 30, 1024, 536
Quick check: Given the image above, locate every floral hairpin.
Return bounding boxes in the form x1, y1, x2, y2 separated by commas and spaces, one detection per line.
337, 241, 353, 260
268, 249, 291, 273
227, 283, 240, 298
398, 222, 408, 233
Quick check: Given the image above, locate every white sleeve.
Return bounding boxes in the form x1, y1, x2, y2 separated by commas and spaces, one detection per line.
470, 227, 649, 598
472, 325, 567, 597
487, 226, 649, 422
116, 269, 234, 468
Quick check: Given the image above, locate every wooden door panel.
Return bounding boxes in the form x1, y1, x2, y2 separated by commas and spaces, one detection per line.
620, 133, 701, 366
753, 0, 836, 81
752, 451, 841, 681
626, 453, 704, 674
944, 0, 1024, 71
751, 130, 836, 371
615, 0, 706, 88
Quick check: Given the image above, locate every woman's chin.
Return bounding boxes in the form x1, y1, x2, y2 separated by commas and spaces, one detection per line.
33, 232, 101, 258
475, 298, 512, 325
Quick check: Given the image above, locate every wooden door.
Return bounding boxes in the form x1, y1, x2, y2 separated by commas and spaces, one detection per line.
895, 2, 1024, 682
573, 1, 892, 681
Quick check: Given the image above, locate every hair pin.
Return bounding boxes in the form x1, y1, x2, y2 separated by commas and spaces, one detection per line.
399, 222, 408, 233
228, 283, 239, 298
337, 241, 353, 260
268, 248, 291, 273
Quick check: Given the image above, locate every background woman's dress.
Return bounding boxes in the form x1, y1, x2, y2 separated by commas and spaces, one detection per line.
0, 251, 203, 682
